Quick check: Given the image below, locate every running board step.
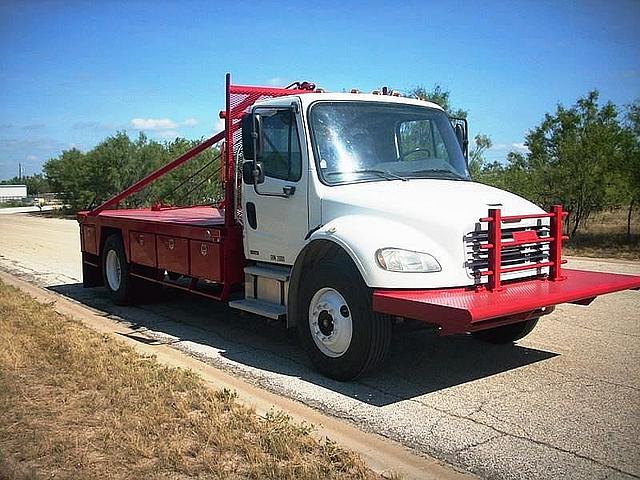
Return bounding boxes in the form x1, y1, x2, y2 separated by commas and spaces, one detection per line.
228, 298, 287, 320
244, 264, 290, 281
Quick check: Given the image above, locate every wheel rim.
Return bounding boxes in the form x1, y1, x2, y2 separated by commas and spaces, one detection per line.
105, 249, 122, 291
308, 287, 353, 358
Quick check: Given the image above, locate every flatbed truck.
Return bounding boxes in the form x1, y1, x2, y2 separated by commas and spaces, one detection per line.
78, 74, 640, 380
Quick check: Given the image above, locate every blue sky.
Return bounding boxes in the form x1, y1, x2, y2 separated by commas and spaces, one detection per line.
1, 0, 639, 179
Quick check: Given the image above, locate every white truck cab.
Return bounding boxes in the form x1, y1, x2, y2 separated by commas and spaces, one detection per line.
236, 92, 551, 379
241, 93, 545, 288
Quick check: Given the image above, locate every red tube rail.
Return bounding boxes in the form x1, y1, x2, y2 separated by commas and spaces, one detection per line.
89, 73, 315, 218
479, 205, 569, 291
89, 131, 225, 216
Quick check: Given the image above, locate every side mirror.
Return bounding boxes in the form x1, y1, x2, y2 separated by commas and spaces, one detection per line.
451, 118, 469, 160
454, 124, 465, 148
241, 113, 261, 160
242, 161, 265, 185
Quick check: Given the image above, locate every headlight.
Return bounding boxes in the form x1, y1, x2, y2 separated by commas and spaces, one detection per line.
375, 248, 441, 273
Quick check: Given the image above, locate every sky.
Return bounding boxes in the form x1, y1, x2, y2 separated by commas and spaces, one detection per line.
0, 0, 639, 179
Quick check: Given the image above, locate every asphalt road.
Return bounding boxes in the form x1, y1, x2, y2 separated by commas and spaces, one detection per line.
1, 213, 639, 480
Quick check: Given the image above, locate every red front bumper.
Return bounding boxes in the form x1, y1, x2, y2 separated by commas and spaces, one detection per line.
372, 269, 640, 335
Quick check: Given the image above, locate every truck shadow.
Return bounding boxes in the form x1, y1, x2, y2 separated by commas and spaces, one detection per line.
49, 283, 558, 407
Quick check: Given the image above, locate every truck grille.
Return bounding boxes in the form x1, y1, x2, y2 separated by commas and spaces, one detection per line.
465, 224, 550, 279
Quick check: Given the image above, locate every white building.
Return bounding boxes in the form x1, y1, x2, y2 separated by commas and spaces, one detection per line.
0, 185, 28, 202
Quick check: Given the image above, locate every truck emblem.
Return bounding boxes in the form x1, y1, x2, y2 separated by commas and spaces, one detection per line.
200, 243, 208, 256
168, 239, 175, 250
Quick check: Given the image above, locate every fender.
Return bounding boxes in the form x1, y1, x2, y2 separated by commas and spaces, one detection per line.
304, 214, 460, 290
286, 214, 463, 328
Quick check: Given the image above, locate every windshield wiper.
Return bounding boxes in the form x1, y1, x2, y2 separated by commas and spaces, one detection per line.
404, 169, 466, 180
327, 169, 408, 181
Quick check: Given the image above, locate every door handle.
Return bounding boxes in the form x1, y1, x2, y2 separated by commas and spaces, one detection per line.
282, 186, 296, 197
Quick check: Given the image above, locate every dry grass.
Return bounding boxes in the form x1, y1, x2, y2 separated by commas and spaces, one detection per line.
565, 208, 640, 260
0, 281, 379, 480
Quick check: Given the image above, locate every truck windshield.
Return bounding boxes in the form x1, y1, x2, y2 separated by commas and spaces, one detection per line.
309, 101, 470, 185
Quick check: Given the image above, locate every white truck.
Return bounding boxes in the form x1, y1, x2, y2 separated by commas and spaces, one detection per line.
78, 75, 640, 380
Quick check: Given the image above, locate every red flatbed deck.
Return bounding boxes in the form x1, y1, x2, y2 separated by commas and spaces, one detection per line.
95, 205, 225, 228
373, 269, 640, 335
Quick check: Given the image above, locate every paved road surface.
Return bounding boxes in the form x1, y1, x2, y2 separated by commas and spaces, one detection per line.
1, 213, 639, 480
0, 205, 54, 215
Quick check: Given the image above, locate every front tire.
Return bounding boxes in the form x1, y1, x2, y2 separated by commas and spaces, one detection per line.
471, 318, 539, 344
297, 256, 392, 381
102, 234, 135, 305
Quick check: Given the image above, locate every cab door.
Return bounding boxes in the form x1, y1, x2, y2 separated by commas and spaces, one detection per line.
241, 102, 308, 265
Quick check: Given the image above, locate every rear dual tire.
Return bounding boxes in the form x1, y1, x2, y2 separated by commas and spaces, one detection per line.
102, 234, 136, 305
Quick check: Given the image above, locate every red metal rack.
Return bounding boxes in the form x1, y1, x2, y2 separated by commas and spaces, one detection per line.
372, 204, 640, 334
87, 73, 315, 219
479, 205, 569, 291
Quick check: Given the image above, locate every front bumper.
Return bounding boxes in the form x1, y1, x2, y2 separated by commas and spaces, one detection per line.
372, 269, 640, 335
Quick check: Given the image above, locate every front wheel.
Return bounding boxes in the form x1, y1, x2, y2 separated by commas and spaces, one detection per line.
471, 318, 539, 344
297, 257, 392, 381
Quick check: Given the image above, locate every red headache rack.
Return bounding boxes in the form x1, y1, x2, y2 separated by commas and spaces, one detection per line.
372, 205, 640, 335
479, 205, 569, 291
86, 73, 315, 220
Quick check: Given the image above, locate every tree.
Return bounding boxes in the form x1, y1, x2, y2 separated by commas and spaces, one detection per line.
619, 100, 640, 237
407, 85, 492, 177
468, 134, 492, 178
407, 85, 468, 119
43, 132, 222, 212
44, 148, 91, 210
484, 91, 628, 236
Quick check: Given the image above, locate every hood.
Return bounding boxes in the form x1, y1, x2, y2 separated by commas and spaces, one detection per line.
321, 179, 543, 227
317, 179, 545, 289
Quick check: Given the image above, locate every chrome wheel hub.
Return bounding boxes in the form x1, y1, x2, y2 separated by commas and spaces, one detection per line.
308, 287, 352, 358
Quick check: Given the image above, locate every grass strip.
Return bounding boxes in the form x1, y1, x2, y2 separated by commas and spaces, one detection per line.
0, 280, 378, 480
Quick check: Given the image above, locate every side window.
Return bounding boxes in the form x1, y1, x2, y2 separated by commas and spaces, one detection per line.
398, 119, 449, 161
431, 125, 449, 159
259, 110, 302, 181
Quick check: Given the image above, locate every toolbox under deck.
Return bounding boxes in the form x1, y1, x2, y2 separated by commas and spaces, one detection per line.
78, 205, 245, 299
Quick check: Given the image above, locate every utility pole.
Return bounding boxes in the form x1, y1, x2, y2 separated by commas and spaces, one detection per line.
18, 163, 23, 181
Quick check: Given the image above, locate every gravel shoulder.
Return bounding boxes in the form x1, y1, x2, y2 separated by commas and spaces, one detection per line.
1, 213, 639, 480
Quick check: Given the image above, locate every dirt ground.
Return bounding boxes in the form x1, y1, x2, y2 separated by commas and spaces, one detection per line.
1, 212, 639, 480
